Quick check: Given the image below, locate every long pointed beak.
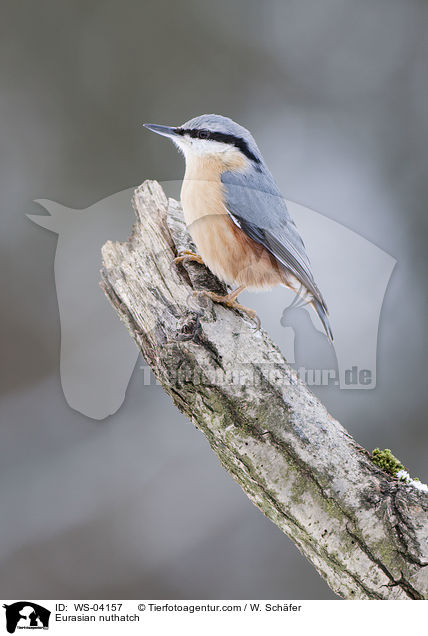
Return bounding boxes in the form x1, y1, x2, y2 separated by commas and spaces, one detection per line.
143, 123, 179, 139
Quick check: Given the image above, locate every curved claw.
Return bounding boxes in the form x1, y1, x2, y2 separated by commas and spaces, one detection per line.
250, 313, 261, 331
232, 301, 261, 330
171, 250, 204, 272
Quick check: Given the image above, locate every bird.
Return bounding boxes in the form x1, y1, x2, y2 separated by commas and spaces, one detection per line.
144, 114, 333, 342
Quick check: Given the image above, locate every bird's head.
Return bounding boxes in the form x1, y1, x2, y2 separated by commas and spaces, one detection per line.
144, 114, 263, 168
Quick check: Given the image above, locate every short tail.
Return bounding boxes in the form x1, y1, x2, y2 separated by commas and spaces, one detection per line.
312, 298, 333, 343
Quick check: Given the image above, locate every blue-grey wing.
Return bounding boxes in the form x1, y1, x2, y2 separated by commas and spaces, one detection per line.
221, 169, 327, 309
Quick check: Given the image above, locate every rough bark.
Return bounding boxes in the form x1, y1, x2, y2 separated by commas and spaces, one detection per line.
100, 180, 428, 600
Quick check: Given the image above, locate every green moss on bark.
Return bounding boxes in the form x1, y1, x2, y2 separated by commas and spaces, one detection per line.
371, 448, 404, 476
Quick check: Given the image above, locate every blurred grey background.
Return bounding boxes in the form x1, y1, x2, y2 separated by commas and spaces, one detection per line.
1, 0, 427, 599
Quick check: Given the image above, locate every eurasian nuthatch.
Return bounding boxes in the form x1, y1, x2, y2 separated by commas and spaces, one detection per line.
144, 114, 333, 341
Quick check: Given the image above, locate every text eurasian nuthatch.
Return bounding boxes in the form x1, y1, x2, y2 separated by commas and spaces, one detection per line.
144, 114, 333, 341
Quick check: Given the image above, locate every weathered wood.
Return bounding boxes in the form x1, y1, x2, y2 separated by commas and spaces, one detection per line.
100, 180, 428, 599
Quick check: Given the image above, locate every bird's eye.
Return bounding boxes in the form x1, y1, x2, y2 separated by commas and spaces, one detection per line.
198, 129, 210, 140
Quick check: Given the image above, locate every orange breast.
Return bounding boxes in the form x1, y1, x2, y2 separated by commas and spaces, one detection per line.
181, 153, 285, 290
190, 213, 285, 289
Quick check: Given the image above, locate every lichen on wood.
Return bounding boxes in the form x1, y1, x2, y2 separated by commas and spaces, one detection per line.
100, 180, 428, 600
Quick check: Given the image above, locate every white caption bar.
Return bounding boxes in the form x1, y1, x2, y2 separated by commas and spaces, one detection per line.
1, 599, 426, 635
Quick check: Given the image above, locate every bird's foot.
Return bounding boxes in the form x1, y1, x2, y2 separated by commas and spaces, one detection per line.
173, 250, 204, 266
194, 289, 261, 329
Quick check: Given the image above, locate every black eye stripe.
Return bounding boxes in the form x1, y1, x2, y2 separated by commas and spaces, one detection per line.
174, 127, 260, 164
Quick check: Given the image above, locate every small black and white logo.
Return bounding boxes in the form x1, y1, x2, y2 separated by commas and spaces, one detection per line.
2, 602, 50, 633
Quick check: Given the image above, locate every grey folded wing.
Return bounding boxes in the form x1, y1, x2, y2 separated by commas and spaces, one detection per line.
221, 169, 328, 312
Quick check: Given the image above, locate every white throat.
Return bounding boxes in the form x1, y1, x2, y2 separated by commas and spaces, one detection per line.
173, 136, 236, 159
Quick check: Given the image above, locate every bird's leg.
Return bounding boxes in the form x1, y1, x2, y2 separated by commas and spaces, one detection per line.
173, 250, 204, 266
194, 285, 261, 329
202, 285, 244, 304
